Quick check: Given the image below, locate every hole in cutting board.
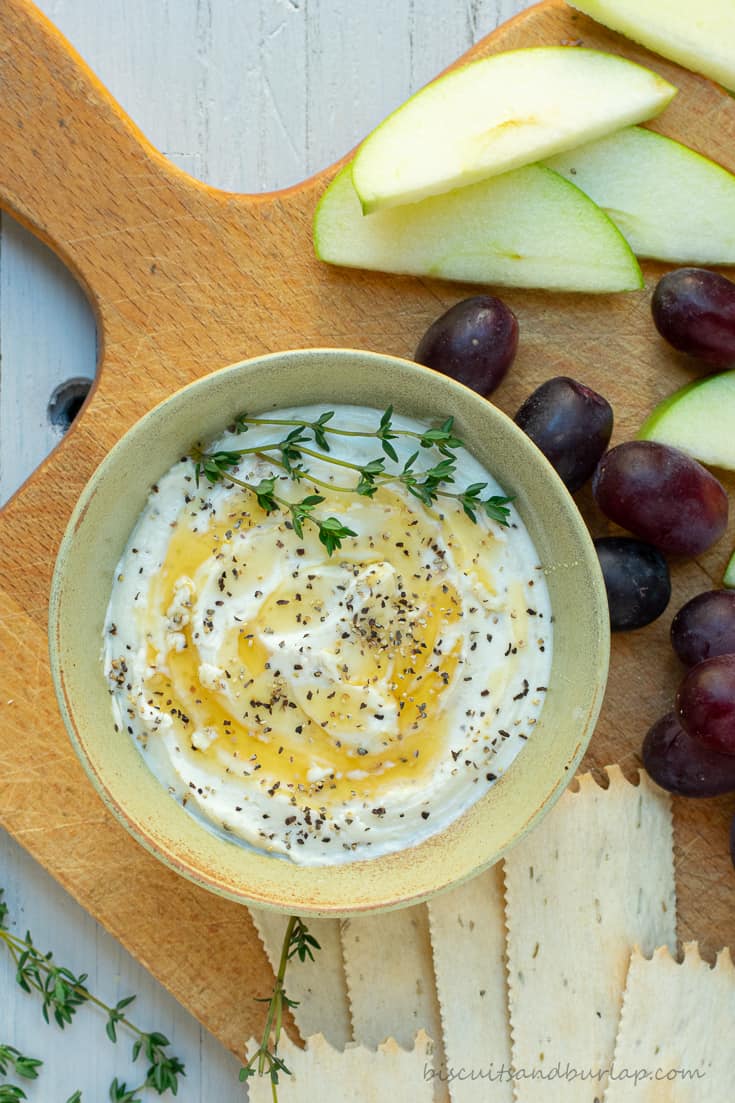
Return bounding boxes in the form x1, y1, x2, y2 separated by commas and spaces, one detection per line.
0, 215, 97, 508
48, 378, 93, 433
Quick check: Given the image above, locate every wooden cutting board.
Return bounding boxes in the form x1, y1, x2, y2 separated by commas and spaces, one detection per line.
0, 0, 733, 1055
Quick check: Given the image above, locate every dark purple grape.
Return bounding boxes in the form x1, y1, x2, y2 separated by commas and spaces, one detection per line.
676, 654, 735, 756
414, 296, 518, 396
592, 441, 728, 557
594, 537, 671, 631
671, 591, 735, 667
514, 377, 613, 493
652, 268, 735, 367
643, 711, 735, 797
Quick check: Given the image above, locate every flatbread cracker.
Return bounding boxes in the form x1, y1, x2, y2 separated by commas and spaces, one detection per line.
246, 1030, 436, 1102
504, 767, 676, 1103
428, 864, 513, 1102
249, 909, 351, 1047
341, 903, 448, 1099
605, 944, 735, 1103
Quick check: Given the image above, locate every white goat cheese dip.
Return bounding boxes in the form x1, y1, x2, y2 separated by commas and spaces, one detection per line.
104, 404, 552, 865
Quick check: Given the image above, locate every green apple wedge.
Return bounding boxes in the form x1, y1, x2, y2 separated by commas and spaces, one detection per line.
313, 163, 643, 293
724, 549, 735, 588
569, 0, 735, 91
351, 47, 676, 213
544, 127, 735, 264
639, 371, 735, 469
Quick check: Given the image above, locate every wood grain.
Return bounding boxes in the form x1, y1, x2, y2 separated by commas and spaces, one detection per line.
0, 0, 733, 1053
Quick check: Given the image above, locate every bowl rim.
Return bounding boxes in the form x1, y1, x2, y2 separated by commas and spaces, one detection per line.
49, 346, 610, 915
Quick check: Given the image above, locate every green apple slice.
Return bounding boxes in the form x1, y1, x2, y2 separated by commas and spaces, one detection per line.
545, 127, 735, 264
314, 163, 643, 292
569, 0, 735, 92
639, 371, 735, 469
724, 549, 735, 588
351, 47, 676, 213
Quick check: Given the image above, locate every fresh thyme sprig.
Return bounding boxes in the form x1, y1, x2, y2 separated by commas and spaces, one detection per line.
0, 1043, 42, 1101
0, 1044, 42, 1084
194, 407, 514, 547
240, 916, 320, 1101
0, 891, 185, 1102
232, 406, 462, 458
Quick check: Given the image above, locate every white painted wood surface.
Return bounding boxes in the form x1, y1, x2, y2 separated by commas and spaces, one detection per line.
0, 1, 529, 1098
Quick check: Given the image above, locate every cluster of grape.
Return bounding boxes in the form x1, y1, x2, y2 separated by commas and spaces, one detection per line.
414, 271, 735, 867
644, 593, 735, 801
641, 270, 735, 865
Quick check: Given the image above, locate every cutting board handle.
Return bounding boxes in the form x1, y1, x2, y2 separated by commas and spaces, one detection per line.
0, 0, 199, 316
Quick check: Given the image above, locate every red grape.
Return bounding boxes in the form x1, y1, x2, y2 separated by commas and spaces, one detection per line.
643, 711, 735, 797
414, 296, 518, 396
592, 441, 728, 557
652, 268, 735, 367
676, 654, 735, 756
670, 591, 735, 667
594, 537, 670, 631
515, 377, 613, 492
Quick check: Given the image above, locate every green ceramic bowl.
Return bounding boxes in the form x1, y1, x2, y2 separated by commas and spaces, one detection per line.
49, 348, 609, 916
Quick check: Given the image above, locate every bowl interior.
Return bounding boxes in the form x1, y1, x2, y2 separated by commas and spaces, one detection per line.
50, 348, 609, 915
